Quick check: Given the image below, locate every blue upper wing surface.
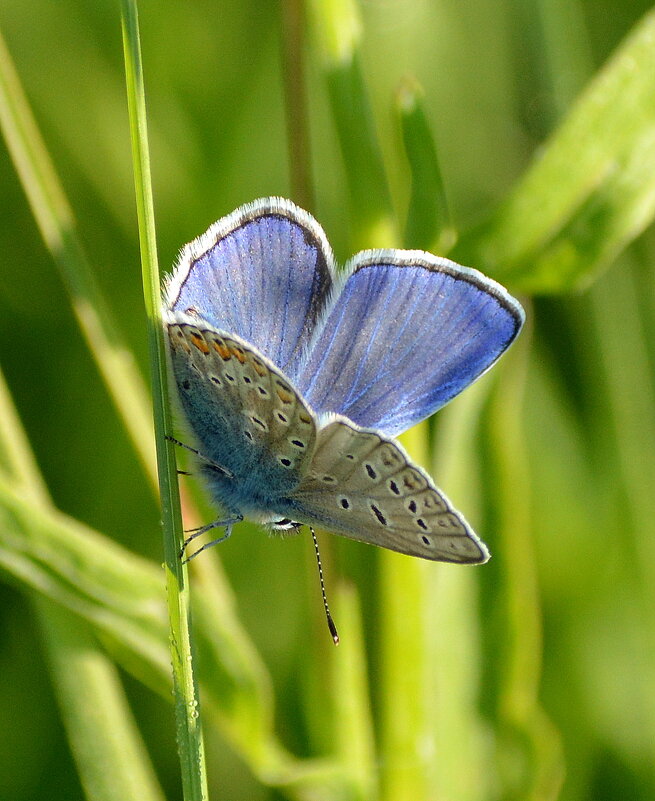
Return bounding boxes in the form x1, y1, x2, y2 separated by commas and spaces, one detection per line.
164, 198, 336, 372
289, 252, 524, 436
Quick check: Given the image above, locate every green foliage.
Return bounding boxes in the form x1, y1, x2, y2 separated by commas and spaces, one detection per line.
1, 1, 655, 800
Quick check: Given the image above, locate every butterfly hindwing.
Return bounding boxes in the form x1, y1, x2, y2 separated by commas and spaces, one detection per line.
166, 315, 317, 500
289, 417, 488, 564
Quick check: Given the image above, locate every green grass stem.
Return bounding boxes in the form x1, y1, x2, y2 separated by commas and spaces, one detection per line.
120, 2, 208, 799
395, 76, 454, 253
455, 9, 655, 293
308, 0, 397, 250
280, 0, 315, 211
485, 330, 564, 800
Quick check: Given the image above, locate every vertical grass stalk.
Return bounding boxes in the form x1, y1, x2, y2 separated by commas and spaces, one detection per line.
120, 3, 208, 799
280, 0, 315, 211
395, 76, 454, 254
485, 332, 564, 800
307, 0, 397, 249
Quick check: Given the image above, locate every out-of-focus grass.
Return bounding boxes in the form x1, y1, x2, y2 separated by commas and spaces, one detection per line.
1, 1, 655, 800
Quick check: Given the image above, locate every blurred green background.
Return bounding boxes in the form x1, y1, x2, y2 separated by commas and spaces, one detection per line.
1, 0, 655, 799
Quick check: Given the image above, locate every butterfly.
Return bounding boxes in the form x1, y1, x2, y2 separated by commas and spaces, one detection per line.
163, 197, 524, 572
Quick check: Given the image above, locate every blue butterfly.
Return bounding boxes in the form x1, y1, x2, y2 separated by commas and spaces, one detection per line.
163, 197, 524, 567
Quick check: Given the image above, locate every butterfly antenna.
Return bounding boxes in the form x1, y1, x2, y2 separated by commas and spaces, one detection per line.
309, 526, 339, 645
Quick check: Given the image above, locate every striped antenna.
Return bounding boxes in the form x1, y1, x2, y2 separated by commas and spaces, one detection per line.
309, 527, 339, 645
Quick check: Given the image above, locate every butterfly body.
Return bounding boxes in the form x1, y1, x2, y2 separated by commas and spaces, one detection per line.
164, 198, 525, 564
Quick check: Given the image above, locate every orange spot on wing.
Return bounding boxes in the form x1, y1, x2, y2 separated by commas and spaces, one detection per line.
299, 413, 312, 425
276, 388, 294, 404
251, 359, 267, 376
230, 346, 246, 363
190, 333, 209, 354
212, 340, 231, 360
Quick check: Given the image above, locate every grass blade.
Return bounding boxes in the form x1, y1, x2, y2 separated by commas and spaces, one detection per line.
331, 583, 377, 801
429, 378, 496, 801
0, 470, 355, 799
0, 26, 156, 483
455, 9, 655, 293
483, 330, 564, 800
0, 367, 166, 801
308, 0, 397, 249
281, 0, 315, 211
395, 76, 454, 252
120, 3, 208, 799
40, 604, 167, 801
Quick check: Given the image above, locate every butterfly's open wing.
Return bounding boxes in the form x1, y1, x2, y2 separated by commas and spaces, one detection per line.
166, 314, 317, 500
290, 252, 524, 436
288, 417, 488, 564
164, 198, 336, 373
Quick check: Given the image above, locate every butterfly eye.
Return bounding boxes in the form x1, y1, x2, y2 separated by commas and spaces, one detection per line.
271, 518, 302, 531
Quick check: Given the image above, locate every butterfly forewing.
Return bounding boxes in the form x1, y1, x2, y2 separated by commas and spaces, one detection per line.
165, 198, 336, 374
292, 255, 524, 436
291, 418, 488, 564
167, 317, 317, 496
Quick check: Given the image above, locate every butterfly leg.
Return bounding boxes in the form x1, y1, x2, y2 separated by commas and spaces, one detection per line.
165, 435, 233, 478
179, 514, 244, 563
